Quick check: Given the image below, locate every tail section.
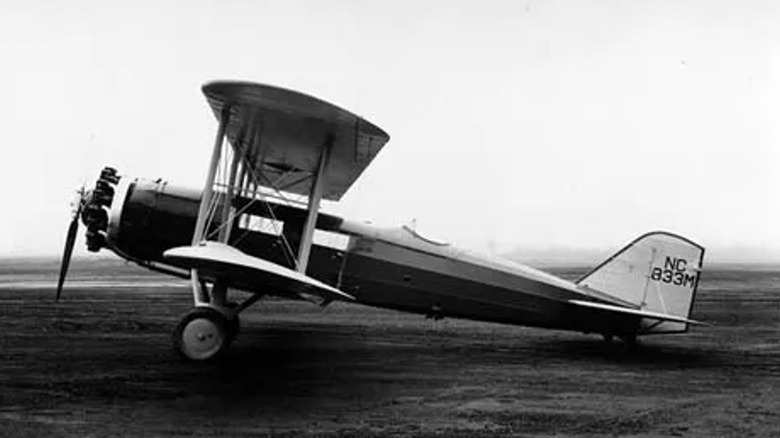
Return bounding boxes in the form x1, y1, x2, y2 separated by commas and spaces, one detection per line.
577, 231, 705, 333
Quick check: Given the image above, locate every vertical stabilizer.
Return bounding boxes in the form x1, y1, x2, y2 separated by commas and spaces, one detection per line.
577, 232, 705, 333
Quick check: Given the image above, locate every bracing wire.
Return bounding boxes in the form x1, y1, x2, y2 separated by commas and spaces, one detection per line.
205, 143, 301, 269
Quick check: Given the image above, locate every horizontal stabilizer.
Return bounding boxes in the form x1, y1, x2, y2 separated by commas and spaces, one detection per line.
164, 242, 353, 302
569, 299, 707, 326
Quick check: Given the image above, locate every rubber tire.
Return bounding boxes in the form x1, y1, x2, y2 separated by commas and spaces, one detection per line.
173, 307, 232, 362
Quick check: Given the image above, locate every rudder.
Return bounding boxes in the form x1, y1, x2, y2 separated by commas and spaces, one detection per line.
577, 231, 705, 333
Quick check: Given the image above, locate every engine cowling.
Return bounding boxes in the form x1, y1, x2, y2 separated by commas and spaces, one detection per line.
81, 167, 200, 263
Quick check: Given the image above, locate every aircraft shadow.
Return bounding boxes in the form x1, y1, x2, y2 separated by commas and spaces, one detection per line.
520, 336, 722, 369
165, 324, 388, 414
159, 325, 731, 417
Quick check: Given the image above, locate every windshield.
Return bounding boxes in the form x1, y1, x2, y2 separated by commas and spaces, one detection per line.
401, 225, 450, 246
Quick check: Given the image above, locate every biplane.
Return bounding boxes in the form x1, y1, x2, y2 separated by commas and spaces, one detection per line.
57, 80, 706, 361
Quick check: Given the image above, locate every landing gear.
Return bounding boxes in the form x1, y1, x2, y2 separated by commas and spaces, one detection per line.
173, 275, 261, 362
173, 307, 238, 361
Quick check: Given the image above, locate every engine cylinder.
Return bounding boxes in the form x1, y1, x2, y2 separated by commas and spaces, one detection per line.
81, 166, 120, 252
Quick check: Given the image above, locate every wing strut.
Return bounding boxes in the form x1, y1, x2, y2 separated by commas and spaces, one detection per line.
218, 142, 242, 243
296, 135, 334, 273
190, 105, 230, 305
193, 105, 230, 246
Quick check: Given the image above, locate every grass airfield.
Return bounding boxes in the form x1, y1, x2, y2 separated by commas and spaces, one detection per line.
0, 258, 778, 437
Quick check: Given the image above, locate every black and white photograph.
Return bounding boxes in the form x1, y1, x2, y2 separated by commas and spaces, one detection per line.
0, 1, 778, 436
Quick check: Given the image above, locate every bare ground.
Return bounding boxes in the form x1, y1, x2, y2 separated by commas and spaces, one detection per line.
0, 259, 778, 437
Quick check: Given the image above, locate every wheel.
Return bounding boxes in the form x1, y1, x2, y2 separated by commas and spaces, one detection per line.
173, 307, 232, 361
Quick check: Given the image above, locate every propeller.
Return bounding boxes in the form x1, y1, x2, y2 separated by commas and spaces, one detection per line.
56, 188, 86, 300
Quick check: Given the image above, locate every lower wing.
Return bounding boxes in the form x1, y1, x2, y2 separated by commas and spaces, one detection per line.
164, 242, 353, 303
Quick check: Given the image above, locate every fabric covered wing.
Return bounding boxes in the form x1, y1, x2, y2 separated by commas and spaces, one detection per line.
569, 299, 706, 326
164, 242, 353, 302
202, 81, 390, 201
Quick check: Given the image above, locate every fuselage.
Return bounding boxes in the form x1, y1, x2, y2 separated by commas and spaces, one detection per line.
82, 173, 636, 335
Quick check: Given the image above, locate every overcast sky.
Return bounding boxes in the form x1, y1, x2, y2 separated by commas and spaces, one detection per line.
1, 0, 778, 261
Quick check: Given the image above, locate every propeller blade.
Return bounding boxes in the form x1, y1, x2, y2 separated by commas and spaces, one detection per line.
56, 196, 83, 301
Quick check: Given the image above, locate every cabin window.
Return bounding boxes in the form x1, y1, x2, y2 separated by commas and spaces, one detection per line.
314, 229, 350, 251
238, 214, 283, 236
402, 225, 449, 246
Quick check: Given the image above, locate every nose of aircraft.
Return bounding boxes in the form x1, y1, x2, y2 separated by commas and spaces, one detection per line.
55, 185, 87, 300
82, 167, 120, 252
56, 167, 121, 300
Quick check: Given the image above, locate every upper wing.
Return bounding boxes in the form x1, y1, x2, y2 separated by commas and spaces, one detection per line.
568, 299, 707, 326
202, 81, 390, 201
163, 242, 353, 303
